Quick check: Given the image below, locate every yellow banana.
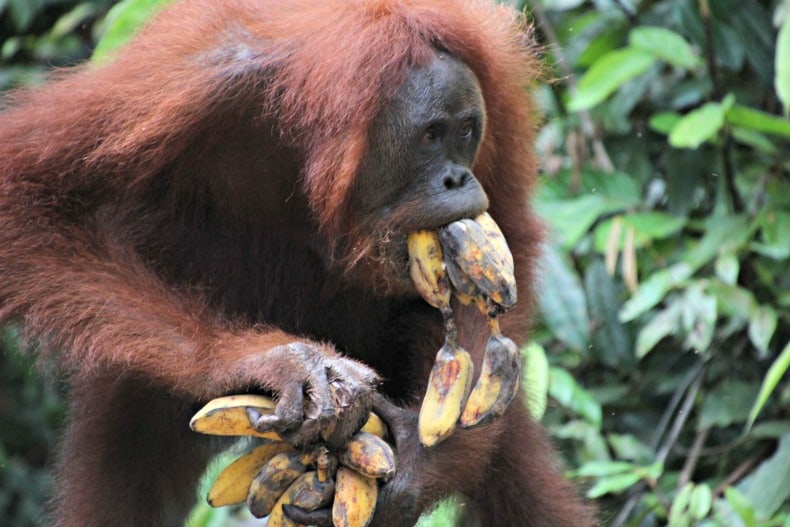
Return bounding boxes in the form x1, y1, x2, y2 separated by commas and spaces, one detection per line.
460, 319, 521, 428
360, 412, 387, 438
333, 467, 378, 527
338, 431, 396, 480
189, 394, 281, 440
407, 230, 452, 312
246, 451, 312, 518
418, 340, 474, 447
207, 441, 294, 507
439, 216, 517, 312
267, 449, 335, 527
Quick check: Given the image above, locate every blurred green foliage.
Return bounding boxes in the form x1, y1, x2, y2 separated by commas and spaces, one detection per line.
524, 0, 790, 525
2, 0, 789, 526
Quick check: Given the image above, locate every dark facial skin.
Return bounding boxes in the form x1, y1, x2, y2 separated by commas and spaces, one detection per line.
353, 52, 489, 234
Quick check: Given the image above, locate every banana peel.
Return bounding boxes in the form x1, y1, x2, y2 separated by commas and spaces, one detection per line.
333, 467, 378, 527
207, 441, 294, 507
189, 394, 281, 440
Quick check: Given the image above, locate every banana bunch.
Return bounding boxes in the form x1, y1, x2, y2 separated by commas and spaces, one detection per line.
190, 394, 394, 527
408, 212, 521, 447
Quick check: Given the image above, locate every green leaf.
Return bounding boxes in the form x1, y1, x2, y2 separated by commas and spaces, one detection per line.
723, 486, 757, 527
689, 484, 713, 520
738, 433, 790, 519
714, 254, 740, 285
669, 102, 725, 148
727, 105, 790, 138
753, 210, 790, 259
620, 263, 693, 322
629, 26, 700, 70
415, 496, 461, 527
538, 245, 590, 351
635, 301, 681, 358
681, 285, 717, 352
549, 367, 602, 427
747, 341, 790, 429
50, 4, 100, 38
576, 460, 634, 477
649, 111, 682, 134
568, 48, 655, 111
586, 472, 642, 498
522, 342, 550, 421
585, 261, 633, 367
606, 434, 654, 463
775, 15, 790, 115
670, 483, 694, 524
536, 195, 625, 249
748, 305, 778, 355
93, 0, 173, 62
707, 282, 757, 319
593, 212, 686, 252
699, 381, 758, 430
684, 214, 752, 272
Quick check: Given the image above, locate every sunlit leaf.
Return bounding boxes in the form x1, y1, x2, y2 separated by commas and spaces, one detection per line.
727, 105, 790, 137
747, 341, 790, 429
522, 342, 549, 421
722, 486, 757, 527
649, 111, 682, 134
93, 0, 173, 62
586, 472, 642, 498
568, 48, 655, 111
669, 102, 725, 148
576, 460, 634, 477
629, 26, 700, 69
774, 16, 790, 115
689, 484, 713, 520
620, 263, 692, 322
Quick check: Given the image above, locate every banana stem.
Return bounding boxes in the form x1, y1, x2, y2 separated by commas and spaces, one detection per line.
440, 306, 459, 348
487, 316, 502, 337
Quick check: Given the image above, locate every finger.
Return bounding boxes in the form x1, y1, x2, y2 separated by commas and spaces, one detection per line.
282, 504, 333, 526
372, 393, 417, 447
245, 383, 304, 434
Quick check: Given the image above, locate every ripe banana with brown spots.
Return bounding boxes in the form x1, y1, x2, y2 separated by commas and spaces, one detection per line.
207, 441, 295, 507
438, 213, 517, 312
333, 467, 378, 527
407, 229, 453, 315
408, 212, 520, 445
417, 338, 474, 447
460, 318, 521, 428
191, 395, 395, 524
266, 448, 335, 527
338, 431, 396, 480
246, 450, 314, 518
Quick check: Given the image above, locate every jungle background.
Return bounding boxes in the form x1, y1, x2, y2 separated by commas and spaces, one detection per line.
1, 0, 788, 526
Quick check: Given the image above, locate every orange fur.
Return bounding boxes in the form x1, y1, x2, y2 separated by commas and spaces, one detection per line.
0, 1, 595, 525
